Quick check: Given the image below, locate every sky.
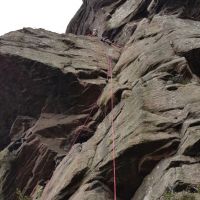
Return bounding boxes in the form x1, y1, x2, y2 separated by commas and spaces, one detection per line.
0, 0, 82, 36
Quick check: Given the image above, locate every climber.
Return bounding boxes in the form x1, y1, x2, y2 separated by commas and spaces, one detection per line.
91, 28, 113, 45
101, 37, 112, 45
101, 31, 113, 45
92, 28, 98, 36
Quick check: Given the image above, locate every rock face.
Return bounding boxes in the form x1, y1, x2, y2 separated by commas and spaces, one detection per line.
0, 28, 120, 200
1, 0, 200, 200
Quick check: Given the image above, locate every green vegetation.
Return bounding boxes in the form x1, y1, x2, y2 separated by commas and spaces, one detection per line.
179, 194, 195, 200
34, 185, 44, 200
162, 190, 175, 200
16, 189, 31, 200
196, 185, 200, 193
162, 192, 197, 200
162, 184, 200, 200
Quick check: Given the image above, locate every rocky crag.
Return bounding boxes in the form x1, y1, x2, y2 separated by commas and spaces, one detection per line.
0, 0, 200, 200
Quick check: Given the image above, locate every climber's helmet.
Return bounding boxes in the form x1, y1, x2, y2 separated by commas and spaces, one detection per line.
92, 29, 98, 36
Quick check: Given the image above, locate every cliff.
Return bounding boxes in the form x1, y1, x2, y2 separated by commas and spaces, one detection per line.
0, 0, 200, 200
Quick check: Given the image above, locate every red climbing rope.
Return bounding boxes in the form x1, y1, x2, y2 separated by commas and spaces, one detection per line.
65, 41, 118, 199
107, 56, 117, 200
68, 103, 97, 152
111, 43, 123, 49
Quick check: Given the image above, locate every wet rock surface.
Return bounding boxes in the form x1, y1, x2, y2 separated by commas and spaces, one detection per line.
1, 0, 200, 200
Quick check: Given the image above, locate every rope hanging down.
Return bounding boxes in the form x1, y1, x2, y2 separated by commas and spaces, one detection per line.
66, 41, 118, 199
68, 104, 96, 152
107, 56, 117, 200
